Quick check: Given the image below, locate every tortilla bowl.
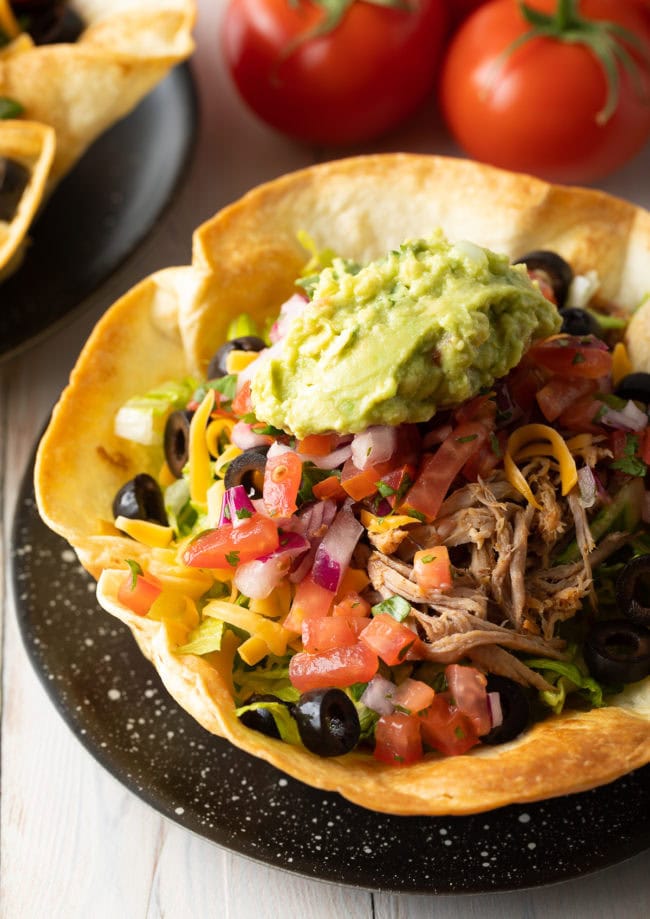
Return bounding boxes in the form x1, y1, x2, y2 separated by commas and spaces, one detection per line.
0, 0, 195, 273
35, 154, 650, 815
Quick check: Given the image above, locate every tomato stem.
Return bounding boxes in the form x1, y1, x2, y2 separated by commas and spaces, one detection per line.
512, 0, 650, 125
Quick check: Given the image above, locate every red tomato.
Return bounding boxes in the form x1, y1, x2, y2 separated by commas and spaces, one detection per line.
283, 574, 335, 632
413, 546, 452, 591
557, 392, 605, 433
289, 641, 378, 691
263, 451, 302, 517
333, 592, 371, 618
183, 514, 279, 568
377, 463, 416, 508
445, 664, 491, 735
374, 712, 423, 765
536, 375, 598, 422
296, 433, 337, 456
529, 335, 613, 379
117, 570, 162, 617
340, 459, 381, 501
419, 693, 479, 755
447, 0, 490, 30
401, 422, 489, 522
360, 613, 418, 666
439, 0, 650, 183
462, 430, 506, 481
642, 427, 650, 464
311, 474, 348, 502
302, 616, 359, 652
231, 380, 252, 416
222, 0, 449, 145
391, 678, 436, 713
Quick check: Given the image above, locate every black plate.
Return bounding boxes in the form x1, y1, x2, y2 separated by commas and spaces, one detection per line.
12, 454, 650, 895
0, 64, 197, 363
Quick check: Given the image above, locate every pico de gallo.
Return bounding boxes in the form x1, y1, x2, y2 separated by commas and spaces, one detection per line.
110, 243, 650, 765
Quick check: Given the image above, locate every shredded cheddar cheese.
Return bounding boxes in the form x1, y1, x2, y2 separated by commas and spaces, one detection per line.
114, 515, 174, 548
611, 341, 633, 386
504, 423, 578, 509
203, 599, 292, 657
189, 389, 215, 506
360, 510, 420, 534
225, 350, 260, 374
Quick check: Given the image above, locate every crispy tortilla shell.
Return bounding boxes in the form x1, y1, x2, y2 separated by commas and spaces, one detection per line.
0, 0, 194, 271
35, 154, 650, 815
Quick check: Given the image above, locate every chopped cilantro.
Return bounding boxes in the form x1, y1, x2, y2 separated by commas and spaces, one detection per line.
611, 455, 648, 477
225, 550, 240, 567
235, 508, 253, 520
376, 481, 397, 497
489, 432, 503, 457
420, 554, 436, 564
571, 352, 586, 365
371, 595, 411, 621
456, 433, 478, 443
125, 559, 143, 590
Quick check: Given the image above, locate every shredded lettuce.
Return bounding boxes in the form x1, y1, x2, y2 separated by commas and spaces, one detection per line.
235, 701, 302, 745
226, 313, 261, 341
164, 478, 198, 537
525, 656, 604, 714
114, 378, 197, 446
177, 618, 226, 656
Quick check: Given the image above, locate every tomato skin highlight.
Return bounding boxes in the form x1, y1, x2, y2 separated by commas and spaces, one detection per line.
222, 0, 449, 145
263, 451, 302, 517
289, 641, 379, 691
183, 514, 279, 569
536, 375, 598, 422
445, 664, 491, 735
439, 0, 650, 183
374, 712, 423, 765
413, 546, 452, 591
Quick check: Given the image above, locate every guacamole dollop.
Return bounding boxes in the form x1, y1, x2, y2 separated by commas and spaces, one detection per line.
251, 232, 560, 437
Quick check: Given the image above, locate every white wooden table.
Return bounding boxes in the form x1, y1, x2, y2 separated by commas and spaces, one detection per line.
2, 2, 650, 916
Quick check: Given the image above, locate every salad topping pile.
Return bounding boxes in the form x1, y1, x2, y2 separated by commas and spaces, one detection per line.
109, 236, 650, 765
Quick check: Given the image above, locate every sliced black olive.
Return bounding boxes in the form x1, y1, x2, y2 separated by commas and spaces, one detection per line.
0, 157, 30, 222
12, 0, 78, 45
207, 336, 266, 380
614, 372, 650, 405
238, 693, 292, 740
584, 619, 650, 684
164, 410, 193, 478
479, 675, 530, 745
514, 250, 573, 308
558, 307, 600, 337
112, 473, 168, 526
294, 688, 360, 757
224, 448, 268, 496
616, 556, 650, 627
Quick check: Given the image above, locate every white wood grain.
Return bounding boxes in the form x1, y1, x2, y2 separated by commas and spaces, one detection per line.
2, 1, 650, 917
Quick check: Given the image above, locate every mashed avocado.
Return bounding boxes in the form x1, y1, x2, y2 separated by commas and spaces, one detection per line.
251, 232, 560, 437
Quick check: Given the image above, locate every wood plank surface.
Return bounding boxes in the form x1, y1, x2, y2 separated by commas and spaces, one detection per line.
1, 2, 649, 916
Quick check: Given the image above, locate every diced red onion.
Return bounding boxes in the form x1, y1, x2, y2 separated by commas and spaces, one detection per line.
289, 542, 318, 583
360, 675, 397, 715
487, 691, 503, 729
374, 498, 392, 517
600, 400, 648, 432
494, 379, 522, 427
298, 444, 352, 470
223, 485, 256, 528
351, 425, 397, 470
269, 293, 308, 343
230, 420, 273, 450
577, 465, 597, 509
267, 441, 294, 459
284, 498, 337, 539
593, 471, 612, 506
311, 506, 364, 592
234, 533, 309, 599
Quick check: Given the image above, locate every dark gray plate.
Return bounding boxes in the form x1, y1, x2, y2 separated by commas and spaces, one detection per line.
12, 454, 650, 894
0, 64, 196, 362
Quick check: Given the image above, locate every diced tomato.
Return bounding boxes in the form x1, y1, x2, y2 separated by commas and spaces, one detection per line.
117, 570, 162, 617
183, 514, 279, 569
302, 616, 359, 652
296, 433, 337, 456
391, 678, 435, 713
609, 429, 629, 461
333, 591, 371, 618
557, 393, 605, 434
377, 463, 416, 508
528, 335, 613, 380
312, 474, 348, 502
419, 693, 479, 756
360, 613, 418, 666
289, 641, 378, 691
454, 393, 496, 427
263, 450, 302, 517
536, 375, 597, 422
462, 429, 506, 482
373, 712, 423, 765
413, 546, 452, 592
231, 379, 252, 416
340, 458, 381, 500
400, 422, 489, 522
283, 575, 335, 633
445, 664, 491, 736
506, 359, 547, 415
527, 269, 557, 304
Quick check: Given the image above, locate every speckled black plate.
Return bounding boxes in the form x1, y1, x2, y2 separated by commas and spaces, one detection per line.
12, 455, 650, 894
0, 64, 196, 363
